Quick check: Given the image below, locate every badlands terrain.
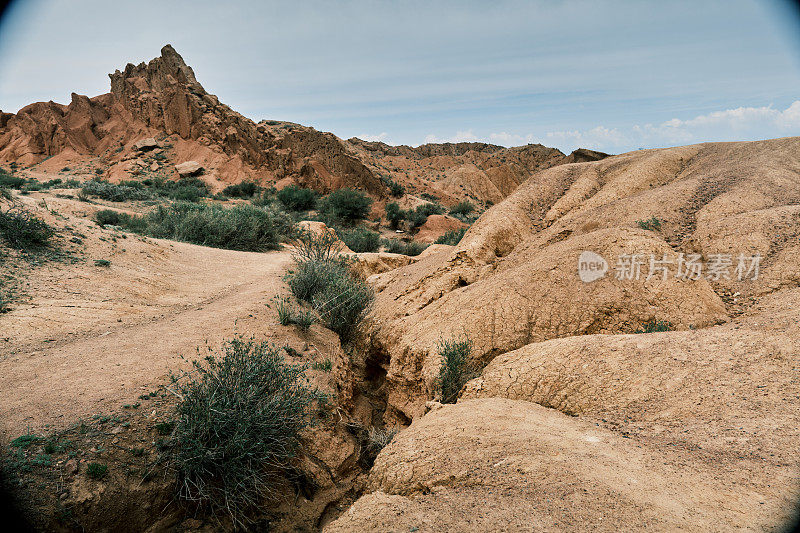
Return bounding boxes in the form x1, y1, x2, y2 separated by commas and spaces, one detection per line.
0, 46, 798, 532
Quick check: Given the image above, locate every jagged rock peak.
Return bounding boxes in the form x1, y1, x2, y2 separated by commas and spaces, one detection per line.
109, 44, 202, 97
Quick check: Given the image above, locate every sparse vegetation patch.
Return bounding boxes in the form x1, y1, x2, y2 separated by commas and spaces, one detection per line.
435, 227, 468, 246
96, 203, 295, 252
636, 216, 662, 231
382, 238, 428, 256
635, 320, 673, 333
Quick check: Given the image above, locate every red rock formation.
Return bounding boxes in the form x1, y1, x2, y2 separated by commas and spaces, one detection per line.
0, 44, 606, 201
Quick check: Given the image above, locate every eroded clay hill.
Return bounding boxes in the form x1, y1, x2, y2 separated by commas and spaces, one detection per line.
0, 45, 604, 205
330, 137, 800, 531
347, 138, 607, 206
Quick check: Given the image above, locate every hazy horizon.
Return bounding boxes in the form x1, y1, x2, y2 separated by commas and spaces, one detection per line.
1, 0, 799, 154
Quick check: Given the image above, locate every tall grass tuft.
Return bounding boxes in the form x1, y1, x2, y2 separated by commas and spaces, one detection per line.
169, 338, 325, 526
0, 207, 54, 249
285, 230, 374, 343
435, 337, 474, 404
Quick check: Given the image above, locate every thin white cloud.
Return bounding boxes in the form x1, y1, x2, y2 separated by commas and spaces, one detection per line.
423, 129, 479, 144
546, 101, 800, 152
357, 132, 390, 143
438, 100, 800, 153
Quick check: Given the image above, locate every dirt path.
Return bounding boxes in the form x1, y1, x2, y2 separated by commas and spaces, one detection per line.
0, 199, 296, 436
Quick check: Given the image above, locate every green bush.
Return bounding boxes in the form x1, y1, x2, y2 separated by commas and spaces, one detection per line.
81, 180, 151, 202
420, 193, 439, 202
169, 338, 325, 524
407, 202, 444, 229
222, 182, 261, 198
0, 208, 54, 249
382, 238, 428, 256
338, 227, 380, 253
0, 170, 24, 189
287, 259, 351, 303
136, 176, 210, 202
435, 338, 474, 404
449, 201, 475, 218
318, 188, 372, 223
103, 203, 294, 251
251, 187, 277, 207
289, 309, 316, 331
311, 271, 373, 342
292, 227, 343, 262
286, 227, 373, 342
169, 185, 204, 203
94, 209, 147, 232
84, 177, 212, 203
277, 185, 317, 211
86, 463, 108, 480
10, 434, 41, 448
435, 227, 468, 246
143, 203, 289, 251
385, 202, 405, 229
94, 209, 125, 226
312, 359, 332, 372
275, 297, 315, 331
276, 297, 292, 326
386, 179, 405, 197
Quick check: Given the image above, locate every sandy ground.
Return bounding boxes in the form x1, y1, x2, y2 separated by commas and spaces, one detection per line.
0, 192, 296, 437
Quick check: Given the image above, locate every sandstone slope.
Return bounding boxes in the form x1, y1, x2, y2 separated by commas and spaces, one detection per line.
329, 137, 800, 531
362, 136, 800, 422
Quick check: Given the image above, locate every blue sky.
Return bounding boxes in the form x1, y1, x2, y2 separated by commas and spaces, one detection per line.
1, 0, 799, 154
